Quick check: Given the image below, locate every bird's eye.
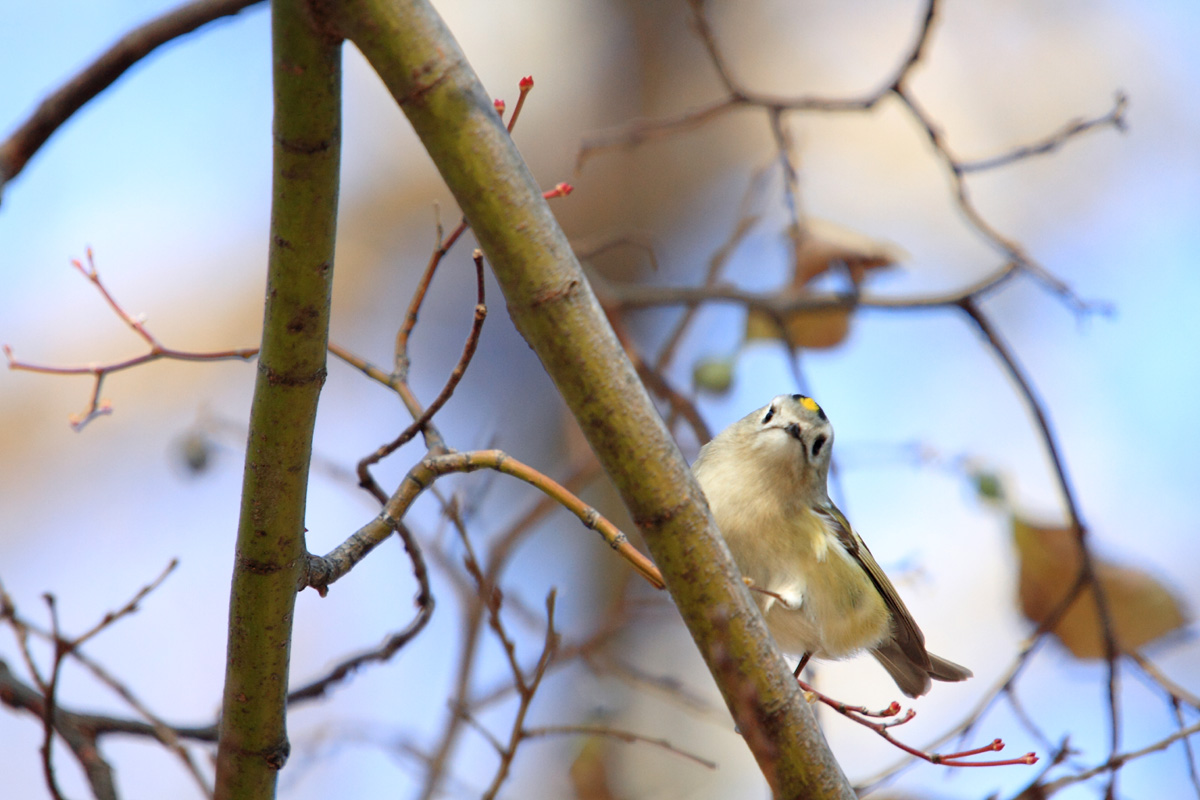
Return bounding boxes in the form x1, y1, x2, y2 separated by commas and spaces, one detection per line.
811, 434, 827, 458
762, 407, 775, 424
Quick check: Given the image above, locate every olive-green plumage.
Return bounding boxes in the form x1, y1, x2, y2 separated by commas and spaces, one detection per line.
693, 394, 971, 698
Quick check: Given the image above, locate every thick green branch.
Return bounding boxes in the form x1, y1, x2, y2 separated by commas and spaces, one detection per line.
334, 1, 853, 796
213, 2, 341, 798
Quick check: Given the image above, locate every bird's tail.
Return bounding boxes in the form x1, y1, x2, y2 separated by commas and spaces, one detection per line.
871, 642, 973, 698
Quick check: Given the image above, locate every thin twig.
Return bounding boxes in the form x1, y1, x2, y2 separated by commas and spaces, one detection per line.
290, 523, 433, 703
577, 0, 939, 166
1, 564, 211, 797
1129, 651, 1200, 713
327, 342, 449, 455
0, 0, 264, 193
1175, 699, 1200, 799
0, 660, 120, 800
524, 724, 718, 769
72, 559, 178, 648
684, 0, 740, 95
593, 259, 1019, 315
1040, 720, 1200, 794
64, 645, 214, 796
454, 498, 527, 691
418, 463, 601, 800
358, 251, 488, 502
395, 218, 470, 379
609, 316, 712, 444
40, 595, 67, 800
796, 679, 1036, 768
506, 76, 534, 133
957, 298, 1120, 760
4, 251, 257, 429
581, 0, 1120, 318
480, 591, 559, 800
958, 92, 1129, 174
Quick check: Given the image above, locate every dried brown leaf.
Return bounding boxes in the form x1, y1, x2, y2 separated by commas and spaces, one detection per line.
1013, 517, 1188, 658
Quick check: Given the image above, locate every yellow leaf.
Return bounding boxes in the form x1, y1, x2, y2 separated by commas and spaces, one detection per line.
569, 736, 619, 800
1013, 518, 1189, 658
745, 305, 850, 349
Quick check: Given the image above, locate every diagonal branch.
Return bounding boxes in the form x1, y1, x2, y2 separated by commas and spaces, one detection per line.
306, 449, 665, 594
334, 1, 854, 796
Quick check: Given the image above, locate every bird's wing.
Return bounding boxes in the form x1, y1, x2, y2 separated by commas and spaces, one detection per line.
813, 502, 931, 670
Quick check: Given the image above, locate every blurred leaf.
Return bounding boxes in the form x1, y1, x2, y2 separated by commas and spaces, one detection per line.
175, 431, 213, 476
692, 356, 735, 394
971, 469, 1006, 504
745, 304, 850, 349
744, 218, 901, 349
1014, 518, 1189, 658
788, 218, 904, 286
569, 735, 621, 800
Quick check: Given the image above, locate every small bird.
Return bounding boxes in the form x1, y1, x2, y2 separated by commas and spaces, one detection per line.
692, 394, 971, 698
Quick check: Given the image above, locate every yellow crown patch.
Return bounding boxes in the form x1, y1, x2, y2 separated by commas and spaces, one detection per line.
799, 396, 821, 413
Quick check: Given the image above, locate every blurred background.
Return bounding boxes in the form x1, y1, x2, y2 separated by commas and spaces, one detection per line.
1, 0, 1198, 798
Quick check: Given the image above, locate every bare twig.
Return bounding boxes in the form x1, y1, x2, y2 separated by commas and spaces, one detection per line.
796, 679, 1037, 768
958, 92, 1129, 174
856, 564, 1096, 791
61, 644, 214, 796
593, 260, 1020, 319
0, 561, 198, 799
609, 317, 712, 445
1039, 720, 1200, 794
328, 342, 450, 455
582, 0, 1121, 317
479, 591, 559, 800
1175, 699, 1200, 799
0, 0, 264, 193
891, 86, 1104, 313
957, 298, 1120, 760
289, 522, 433, 703
72, 560, 178, 649
1130, 651, 1200, 713
577, 0, 939, 166
453, 503, 527, 690
418, 463, 602, 799
395, 218, 471, 380
40, 595, 67, 800
506, 76, 534, 133
358, 251, 488, 503
4, 250, 257, 429
524, 724, 718, 770
0, 660, 119, 800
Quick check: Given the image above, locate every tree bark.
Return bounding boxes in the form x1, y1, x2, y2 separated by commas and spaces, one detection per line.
213, 1, 341, 797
